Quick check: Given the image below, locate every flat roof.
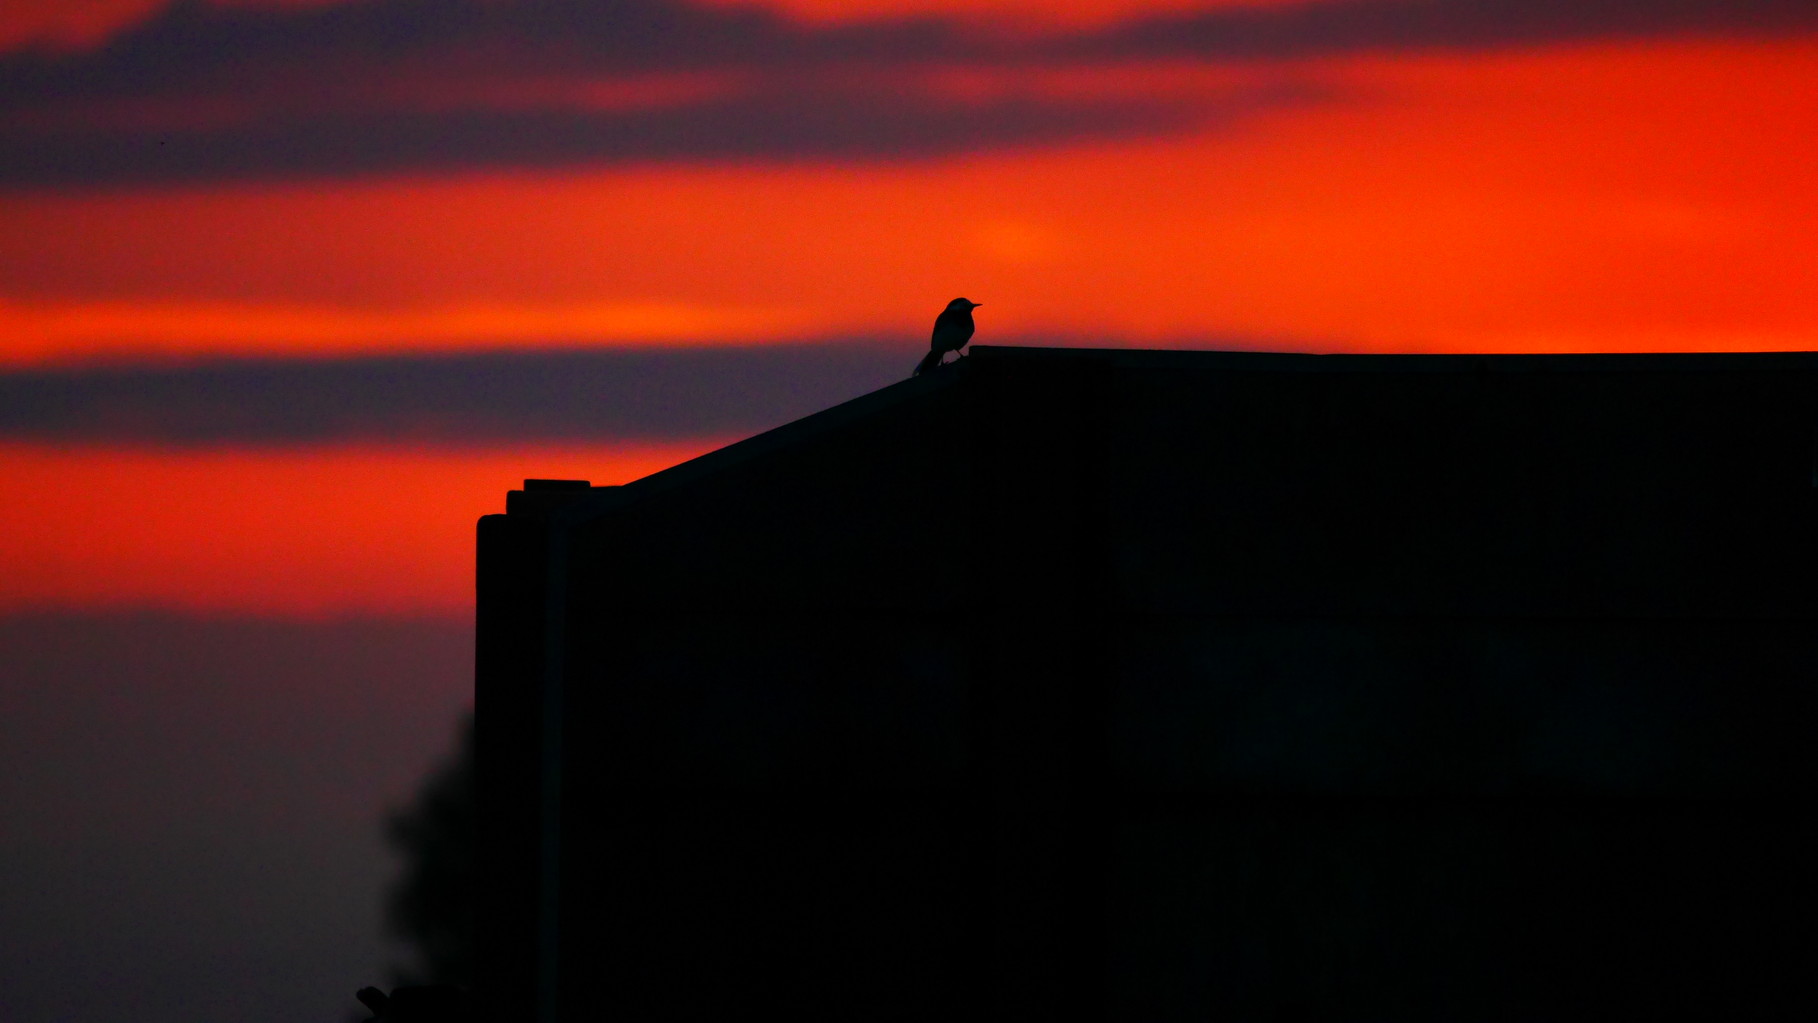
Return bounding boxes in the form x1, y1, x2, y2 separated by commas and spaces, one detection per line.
548, 345, 1818, 524
967, 345, 1818, 373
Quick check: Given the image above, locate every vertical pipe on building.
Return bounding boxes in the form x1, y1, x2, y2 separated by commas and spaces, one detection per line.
535, 523, 568, 1023
478, 480, 592, 1023
476, 512, 550, 1023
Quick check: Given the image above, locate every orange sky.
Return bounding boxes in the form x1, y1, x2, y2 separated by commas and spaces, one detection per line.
2, 2, 1815, 616
0, 439, 726, 618
5, 11, 1811, 1018
4, 40, 1812, 363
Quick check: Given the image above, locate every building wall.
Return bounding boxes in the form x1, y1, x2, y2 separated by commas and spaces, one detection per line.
1094, 358, 1817, 1016
484, 351, 1818, 1020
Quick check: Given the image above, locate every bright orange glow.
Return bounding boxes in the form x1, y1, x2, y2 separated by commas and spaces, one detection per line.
3, 26, 1815, 619
0, 297, 818, 366
3, 40, 1812, 364
0, 440, 728, 618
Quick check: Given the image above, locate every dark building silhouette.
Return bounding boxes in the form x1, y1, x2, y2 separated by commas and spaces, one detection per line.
477, 347, 1817, 1021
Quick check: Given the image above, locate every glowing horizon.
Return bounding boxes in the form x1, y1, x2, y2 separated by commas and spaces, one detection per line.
0, 439, 731, 618
2, 2, 1813, 615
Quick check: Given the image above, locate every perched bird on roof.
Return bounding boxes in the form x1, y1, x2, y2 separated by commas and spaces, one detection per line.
914, 298, 981, 376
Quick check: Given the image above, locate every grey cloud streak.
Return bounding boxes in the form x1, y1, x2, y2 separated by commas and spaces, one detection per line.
0, 82, 1226, 188
1076, 0, 1818, 61
0, 336, 1287, 446
0, 340, 916, 445
0, 0, 1812, 188
0, 0, 1199, 187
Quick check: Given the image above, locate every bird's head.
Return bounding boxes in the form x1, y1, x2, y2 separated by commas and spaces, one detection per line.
948, 297, 981, 311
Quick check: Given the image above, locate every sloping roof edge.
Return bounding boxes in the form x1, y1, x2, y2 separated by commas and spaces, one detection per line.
550, 345, 1818, 526
551, 349, 972, 525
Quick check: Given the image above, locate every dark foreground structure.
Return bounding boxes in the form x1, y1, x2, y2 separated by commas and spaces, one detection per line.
478, 347, 1815, 1021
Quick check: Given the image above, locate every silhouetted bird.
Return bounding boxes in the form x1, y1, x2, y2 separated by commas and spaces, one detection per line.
914, 297, 981, 376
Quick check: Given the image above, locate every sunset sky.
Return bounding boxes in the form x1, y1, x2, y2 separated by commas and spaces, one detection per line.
2, 1, 1814, 1020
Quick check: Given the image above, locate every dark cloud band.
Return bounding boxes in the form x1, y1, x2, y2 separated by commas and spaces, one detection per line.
0, 0, 1811, 189
0, 336, 1288, 446
0, 340, 915, 445
1079, 0, 1818, 61
0, 85, 1222, 188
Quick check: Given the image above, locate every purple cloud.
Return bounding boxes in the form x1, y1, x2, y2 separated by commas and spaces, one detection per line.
0, 0, 1811, 188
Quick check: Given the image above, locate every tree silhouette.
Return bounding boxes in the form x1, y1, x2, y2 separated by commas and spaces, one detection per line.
384, 713, 475, 987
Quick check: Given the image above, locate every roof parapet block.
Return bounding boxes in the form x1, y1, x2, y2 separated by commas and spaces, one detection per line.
506, 478, 602, 516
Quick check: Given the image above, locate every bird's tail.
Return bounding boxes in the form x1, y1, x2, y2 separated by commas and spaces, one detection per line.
913, 350, 943, 376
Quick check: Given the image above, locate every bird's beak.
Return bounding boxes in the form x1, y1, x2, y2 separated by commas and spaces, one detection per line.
971, 302, 983, 307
